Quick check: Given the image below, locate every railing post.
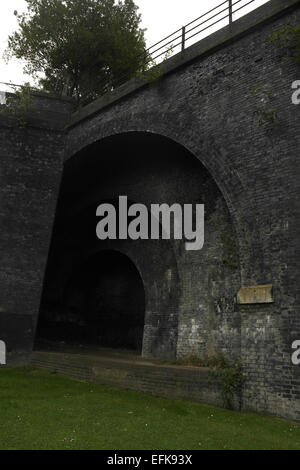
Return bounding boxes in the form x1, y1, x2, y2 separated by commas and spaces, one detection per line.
181, 26, 186, 52
229, 0, 233, 32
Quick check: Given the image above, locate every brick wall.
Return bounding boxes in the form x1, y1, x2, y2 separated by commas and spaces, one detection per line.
0, 94, 72, 351
65, 0, 300, 419
0, 0, 299, 420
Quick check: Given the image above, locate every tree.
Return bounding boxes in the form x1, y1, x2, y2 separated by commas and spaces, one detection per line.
6, 0, 146, 104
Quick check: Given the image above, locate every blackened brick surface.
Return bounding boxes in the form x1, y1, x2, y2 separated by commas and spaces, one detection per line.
0, 0, 299, 420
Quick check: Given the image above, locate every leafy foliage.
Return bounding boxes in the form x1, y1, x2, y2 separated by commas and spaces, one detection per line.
6, 0, 146, 105
210, 360, 243, 409
251, 86, 278, 126
269, 23, 300, 64
136, 45, 175, 86
159, 352, 243, 410
214, 199, 240, 271
219, 232, 240, 270
0, 83, 34, 127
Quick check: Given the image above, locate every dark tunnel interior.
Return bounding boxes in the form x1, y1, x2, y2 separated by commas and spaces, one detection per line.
35, 250, 145, 351
34, 131, 222, 354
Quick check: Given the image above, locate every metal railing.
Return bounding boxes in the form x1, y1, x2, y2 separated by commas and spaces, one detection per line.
144, 0, 265, 66
91, 0, 268, 98
0, 0, 269, 100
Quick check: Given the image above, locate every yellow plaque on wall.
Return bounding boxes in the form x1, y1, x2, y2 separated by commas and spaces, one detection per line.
237, 284, 273, 304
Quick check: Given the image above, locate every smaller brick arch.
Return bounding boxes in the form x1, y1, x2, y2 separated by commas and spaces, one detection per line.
36, 196, 181, 359
35, 248, 147, 353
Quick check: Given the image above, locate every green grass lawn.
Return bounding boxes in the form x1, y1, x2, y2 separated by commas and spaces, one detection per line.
0, 367, 299, 450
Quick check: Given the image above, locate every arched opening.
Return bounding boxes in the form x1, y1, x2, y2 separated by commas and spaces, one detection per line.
34, 131, 241, 360
35, 250, 145, 352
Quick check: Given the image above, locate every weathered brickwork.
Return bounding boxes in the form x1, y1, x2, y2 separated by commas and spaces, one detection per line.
41, 132, 240, 360
30, 349, 230, 409
0, 0, 300, 420
0, 94, 73, 350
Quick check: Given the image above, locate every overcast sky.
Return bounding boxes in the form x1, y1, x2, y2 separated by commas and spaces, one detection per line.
0, 0, 269, 91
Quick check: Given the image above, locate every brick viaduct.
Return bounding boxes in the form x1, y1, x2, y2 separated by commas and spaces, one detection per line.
0, 0, 300, 420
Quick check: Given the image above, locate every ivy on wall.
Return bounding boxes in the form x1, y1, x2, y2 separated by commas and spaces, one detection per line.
214, 199, 240, 271
160, 352, 243, 410
269, 23, 300, 65
135, 46, 174, 86
0, 84, 34, 128
251, 86, 278, 126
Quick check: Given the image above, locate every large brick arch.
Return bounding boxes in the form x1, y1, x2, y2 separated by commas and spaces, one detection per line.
1, 0, 299, 420
59, 129, 242, 360
67, 115, 246, 209
66, 119, 260, 284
